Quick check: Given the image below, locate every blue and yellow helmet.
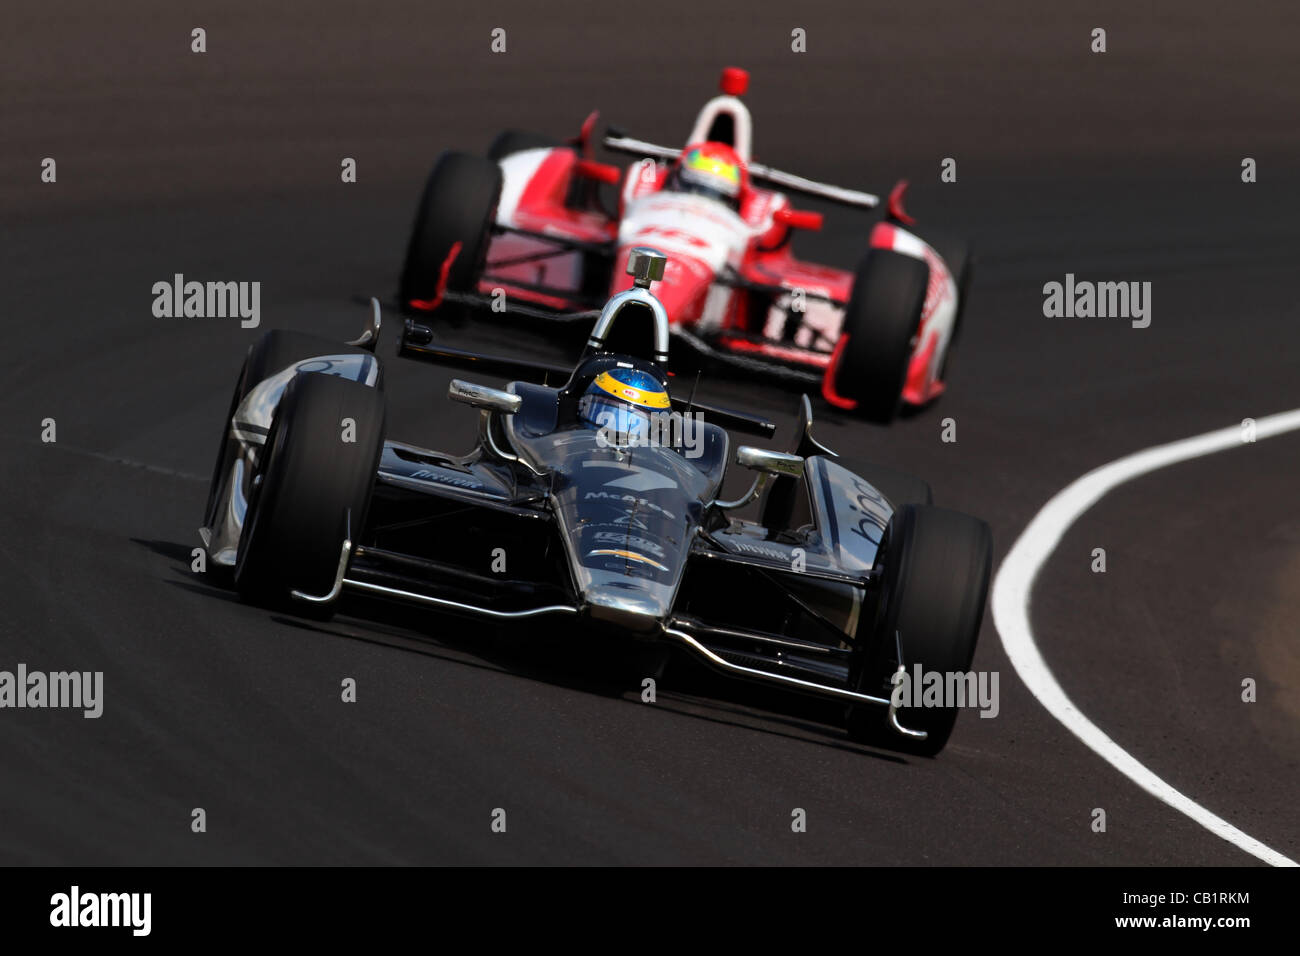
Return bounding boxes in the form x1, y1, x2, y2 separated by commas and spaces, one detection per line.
579, 367, 670, 440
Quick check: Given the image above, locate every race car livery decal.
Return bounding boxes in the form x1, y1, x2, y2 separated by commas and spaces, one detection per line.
814, 457, 891, 573
619, 193, 750, 275
583, 491, 676, 520
591, 528, 667, 558
585, 548, 670, 572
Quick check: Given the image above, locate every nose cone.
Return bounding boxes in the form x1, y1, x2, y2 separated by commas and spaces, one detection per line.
582, 574, 675, 634
552, 440, 701, 636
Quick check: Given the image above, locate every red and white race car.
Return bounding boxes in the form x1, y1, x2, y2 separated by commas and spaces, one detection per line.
398, 67, 970, 422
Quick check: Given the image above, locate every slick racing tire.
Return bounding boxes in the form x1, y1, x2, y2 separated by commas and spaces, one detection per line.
203, 330, 379, 539
918, 231, 971, 379
487, 129, 562, 161
827, 249, 929, 424
846, 504, 992, 756
399, 151, 503, 305
234, 372, 386, 613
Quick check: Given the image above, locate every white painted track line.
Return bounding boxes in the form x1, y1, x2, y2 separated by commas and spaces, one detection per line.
991, 409, 1300, 867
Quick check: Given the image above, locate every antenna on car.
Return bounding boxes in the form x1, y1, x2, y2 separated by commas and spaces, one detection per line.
627, 247, 665, 289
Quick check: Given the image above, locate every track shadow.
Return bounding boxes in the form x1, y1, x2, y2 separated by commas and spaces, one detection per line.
135, 537, 245, 605
135, 542, 916, 760
267, 592, 910, 763
132, 537, 204, 564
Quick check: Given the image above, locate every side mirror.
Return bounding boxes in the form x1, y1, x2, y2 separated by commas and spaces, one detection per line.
449, 380, 522, 415
774, 207, 823, 232
715, 447, 805, 510
736, 446, 804, 478
575, 159, 622, 185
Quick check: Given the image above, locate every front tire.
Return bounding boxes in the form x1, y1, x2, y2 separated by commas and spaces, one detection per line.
825, 249, 929, 424
234, 373, 386, 612
846, 503, 992, 756
203, 330, 378, 536
919, 231, 971, 379
399, 151, 503, 305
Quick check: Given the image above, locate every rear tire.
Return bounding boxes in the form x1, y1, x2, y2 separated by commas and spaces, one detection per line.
846, 504, 992, 756
399, 151, 503, 305
827, 249, 929, 424
234, 373, 386, 614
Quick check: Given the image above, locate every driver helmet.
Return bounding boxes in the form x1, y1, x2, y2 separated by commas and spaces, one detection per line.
579, 367, 671, 445
669, 142, 743, 209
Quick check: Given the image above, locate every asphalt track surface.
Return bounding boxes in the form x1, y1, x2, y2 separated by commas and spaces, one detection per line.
2, 1, 1298, 864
